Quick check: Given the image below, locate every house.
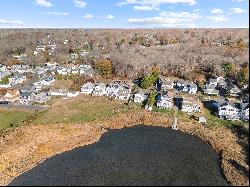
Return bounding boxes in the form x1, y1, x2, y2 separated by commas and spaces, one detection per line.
36, 45, 46, 52
113, 86, 131, 101
81, 82, 95, 95
19, 85, 35, 93
181, 97, 201, 114
236, 103, 249, 122
0, 71, 11, 81
175, 80, 197, 95
40, 76, 55, 86
207, 76, 227, 88
71, 66, 79, 74
203, 84, 219, 96
0, 64, 7, 71
186, 82, 198, 95
33, 82, 42, 92
157, 77, 174, 91
83, 68, 95, 77
35, 67, 47, 75
67, 91, 80, 98
19, 91, 32, 105
207, 78, 218, 86
8, 73, 27, 85
45, 62, 58, 67
226, 83, 241, 97
106, 83, 124, 97
217, 76, 227, 88
50, 88, 68, 96
162, 79, 174, 91
134, 90, 148, 104
156, 92, 173, 109
212, 101, 240, 121
92, 83, 107, 96
79, 65, 92, 75
64, 40, 68, 45
56, 67, 69, 75
1, 89, 20, 103
176, 79, 185, 88
32, 92, 51, 104
115, 89, 131, 101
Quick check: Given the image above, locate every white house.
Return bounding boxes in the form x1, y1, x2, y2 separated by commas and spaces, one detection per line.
0, 64, 7, 71
157, 93, 173, 109
92, 83, 107, 96
79, 65, 92, 75
206, 76, 226, 88
81, 82, 95, 95
114, 86, 131, 101
19, 91, 32, 105
32, 92, 51, 104
213, 101, 240, 121
106, 83, 124, 97
176, 80, 197, 95
181, 97, 201, 114
39, 76, 55, 86
134, 90, 148, 104
56, 67, 69, 75
226, 83, 241, 97
71, 66, 79, 74
203, 84, 220, 96
161, 79, 174, 91
45, 62, 58, 67
8, 73, 27, 85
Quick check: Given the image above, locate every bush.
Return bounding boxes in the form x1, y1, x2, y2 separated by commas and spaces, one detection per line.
95, 59, 113, 77
141, 72, 159, 89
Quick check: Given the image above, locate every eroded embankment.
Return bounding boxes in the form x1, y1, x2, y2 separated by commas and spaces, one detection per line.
0, 110, 248, 186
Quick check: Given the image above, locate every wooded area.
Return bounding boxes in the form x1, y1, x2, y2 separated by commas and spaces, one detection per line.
0, 28, 248, 86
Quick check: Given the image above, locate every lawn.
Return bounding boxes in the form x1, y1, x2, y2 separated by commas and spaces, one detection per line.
152, 106, 175, 116
33, 95, 124, 125
203, 108, 248, 128
0, 109, 31, 132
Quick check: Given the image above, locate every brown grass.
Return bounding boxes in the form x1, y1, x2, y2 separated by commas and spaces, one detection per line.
0, 109, 248, 186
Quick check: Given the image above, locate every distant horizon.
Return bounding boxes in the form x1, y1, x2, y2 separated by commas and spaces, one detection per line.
0, 27, 249, 30
0, 0, 249, 28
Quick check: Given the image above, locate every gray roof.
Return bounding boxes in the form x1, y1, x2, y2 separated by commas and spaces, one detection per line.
177, 79, 185, 84
236, 103, 249, 110
135, 90, 145, 96
209, 78, 217, 83
97, 83, 106, 89
21, 91, 32, 97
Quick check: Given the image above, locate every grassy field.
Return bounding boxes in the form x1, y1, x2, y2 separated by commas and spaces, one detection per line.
0, 109, 31, 132
32, 95, 125, 125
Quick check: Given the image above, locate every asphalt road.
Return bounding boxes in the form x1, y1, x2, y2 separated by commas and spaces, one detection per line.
0, 103, 48, 111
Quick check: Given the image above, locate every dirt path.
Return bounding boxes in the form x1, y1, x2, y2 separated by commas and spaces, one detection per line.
0, 110, 248, 186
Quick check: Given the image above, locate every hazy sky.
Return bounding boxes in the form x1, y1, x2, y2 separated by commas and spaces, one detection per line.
0, 0, 249, 28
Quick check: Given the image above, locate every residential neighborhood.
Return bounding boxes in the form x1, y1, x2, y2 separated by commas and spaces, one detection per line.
0, 60, 249, 123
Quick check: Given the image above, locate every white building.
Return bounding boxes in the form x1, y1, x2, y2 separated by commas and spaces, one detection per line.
81, 82, 95, 95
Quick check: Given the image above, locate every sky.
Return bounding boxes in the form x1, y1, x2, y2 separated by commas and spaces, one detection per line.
0, 0, 249, 28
